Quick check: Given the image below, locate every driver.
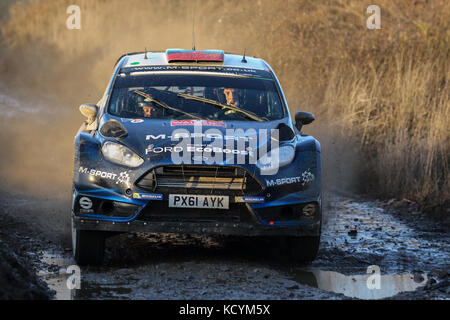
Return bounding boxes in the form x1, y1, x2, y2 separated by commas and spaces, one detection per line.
138, 101, 159, 118
223, 88, 239, 107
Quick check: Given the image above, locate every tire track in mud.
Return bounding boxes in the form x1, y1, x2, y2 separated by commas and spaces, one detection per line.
1, 192, 448, 300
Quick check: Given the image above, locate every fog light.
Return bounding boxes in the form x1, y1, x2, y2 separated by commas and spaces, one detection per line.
302, 203, 316, 218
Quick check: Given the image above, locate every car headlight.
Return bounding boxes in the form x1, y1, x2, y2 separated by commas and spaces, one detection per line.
101, 141, 144, 167
257, 145, 295, 174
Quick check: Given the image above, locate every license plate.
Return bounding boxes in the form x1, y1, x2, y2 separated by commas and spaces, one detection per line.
168, 194, 229, 209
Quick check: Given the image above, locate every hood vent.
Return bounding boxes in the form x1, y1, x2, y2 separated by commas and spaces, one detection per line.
276, 123, 295, 141
100, 120, 128, 139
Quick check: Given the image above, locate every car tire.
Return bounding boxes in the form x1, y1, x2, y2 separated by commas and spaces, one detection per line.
287, 236, 320, 262
72, 219, 105, 266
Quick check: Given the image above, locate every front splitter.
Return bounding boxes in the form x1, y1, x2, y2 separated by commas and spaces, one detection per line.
73, 216, 320, 237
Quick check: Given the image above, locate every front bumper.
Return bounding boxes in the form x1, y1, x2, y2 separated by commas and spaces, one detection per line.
72, 189, 322, 237
72, 215, 321, 237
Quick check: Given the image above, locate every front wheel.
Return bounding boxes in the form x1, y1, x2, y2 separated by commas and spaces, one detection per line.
72, 219, 105, 266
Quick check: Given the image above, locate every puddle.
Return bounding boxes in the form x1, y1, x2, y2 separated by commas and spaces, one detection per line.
37, 252, 76, 300
38, 251, 134, 300
292, 269, 428, 299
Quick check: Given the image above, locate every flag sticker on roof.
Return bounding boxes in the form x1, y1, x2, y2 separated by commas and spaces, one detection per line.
166, 49, 224, 63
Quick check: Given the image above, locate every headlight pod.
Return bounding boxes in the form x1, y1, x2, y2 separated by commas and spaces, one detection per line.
257, 145, 295, 174
101, 141, 144, 168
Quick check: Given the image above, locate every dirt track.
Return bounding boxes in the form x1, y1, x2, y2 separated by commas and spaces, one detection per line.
1, 191, 448, 300
0, 0, 448, 302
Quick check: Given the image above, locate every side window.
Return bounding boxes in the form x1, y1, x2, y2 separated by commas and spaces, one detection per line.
268, 91, 283, 118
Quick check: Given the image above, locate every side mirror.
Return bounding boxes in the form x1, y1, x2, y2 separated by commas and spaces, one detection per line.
79, 104, 99, 131
295, 111, 315, 132
79, 104, 98, 119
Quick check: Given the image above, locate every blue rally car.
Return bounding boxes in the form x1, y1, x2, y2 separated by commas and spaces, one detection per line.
72, 49, 322, 265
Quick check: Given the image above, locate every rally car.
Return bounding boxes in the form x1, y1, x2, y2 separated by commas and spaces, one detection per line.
72, 49, 322, 265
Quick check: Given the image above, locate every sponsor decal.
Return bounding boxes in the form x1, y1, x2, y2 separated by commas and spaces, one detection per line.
145, 144, 252, 156
132, 193, 163, 200
145, 127, 281, 174
78, 167, 130, 185
301, 169, 315, 183
235, 196, 265, 203
170, 120, 225, 127
266, 177, 301, 187
192, 155, 210, 162
265, 169, 315, 187
146, 131, 255, 142
122, 65, 263, 77
78, 196, 94, 213
121, 118, 144, 123
79, 197, 92, 209
117, 171, 130, 184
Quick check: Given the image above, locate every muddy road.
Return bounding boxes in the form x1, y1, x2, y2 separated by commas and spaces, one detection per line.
1, 191, 448, 300
0, 0, 448, 302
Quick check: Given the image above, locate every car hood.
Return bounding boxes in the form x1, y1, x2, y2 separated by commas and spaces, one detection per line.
99, 115, 294, 165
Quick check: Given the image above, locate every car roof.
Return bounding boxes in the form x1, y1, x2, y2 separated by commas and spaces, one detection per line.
117, 50, 270, 71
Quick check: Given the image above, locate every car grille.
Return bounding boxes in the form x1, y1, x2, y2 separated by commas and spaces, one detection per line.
136, 165, 264, 195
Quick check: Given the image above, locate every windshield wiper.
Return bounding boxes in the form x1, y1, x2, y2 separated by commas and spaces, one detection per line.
133, 90, 202, 120
177, 93, 266, 122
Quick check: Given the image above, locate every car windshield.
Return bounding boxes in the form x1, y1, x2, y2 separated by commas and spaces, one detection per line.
107, 72, 285, 121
